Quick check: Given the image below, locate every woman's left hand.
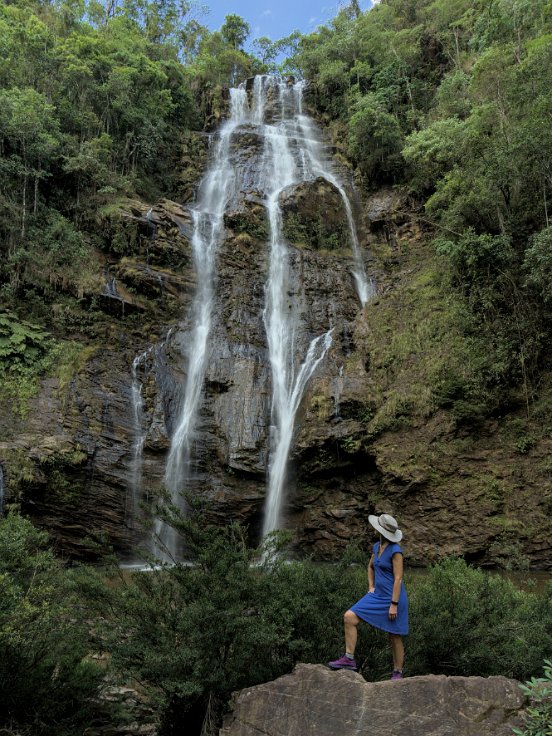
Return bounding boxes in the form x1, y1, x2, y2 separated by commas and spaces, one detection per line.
388, 603, 398, 620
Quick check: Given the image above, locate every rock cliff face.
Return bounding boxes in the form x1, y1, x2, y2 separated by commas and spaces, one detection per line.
0, 77, 551, 568
220, 664, 527, 736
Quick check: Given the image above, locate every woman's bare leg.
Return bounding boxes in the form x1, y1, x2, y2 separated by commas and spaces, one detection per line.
344, 610, 361, 654
389, 634, 404, 670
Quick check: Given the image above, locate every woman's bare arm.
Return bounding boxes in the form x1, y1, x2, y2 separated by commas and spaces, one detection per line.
389, 552, 403, 620
367, 553, 375, 592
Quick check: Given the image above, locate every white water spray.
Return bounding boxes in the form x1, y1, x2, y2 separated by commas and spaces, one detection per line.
158, 88, 249, 559
261, 81, 334, 538
128, 349, 150, 529
294, 82, 374, 305
156, 76, 370, 549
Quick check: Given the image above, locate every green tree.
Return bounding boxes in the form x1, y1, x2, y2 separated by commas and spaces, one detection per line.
513, 660, 552, 736
0, 515, 112, 736
403, 117, 467, 194
407, 558, 552, 679
0, 86, 60, 237
347, 93, 403, 182
220, 13, 250, 50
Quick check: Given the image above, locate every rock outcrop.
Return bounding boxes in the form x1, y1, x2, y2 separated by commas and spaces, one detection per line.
220, 664, 527, 736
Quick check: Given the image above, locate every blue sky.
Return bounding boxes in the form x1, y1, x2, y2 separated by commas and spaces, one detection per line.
193, 0, 378, 42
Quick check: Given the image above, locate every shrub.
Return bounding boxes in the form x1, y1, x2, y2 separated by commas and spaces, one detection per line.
105, 521, 379, 735
406, 558, 552, 680
0, 514, 112, 736
347, 93, 403, 181
513, 659, 552, 736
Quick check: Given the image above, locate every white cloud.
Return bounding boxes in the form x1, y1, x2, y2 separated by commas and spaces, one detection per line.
261, 9, 272, 16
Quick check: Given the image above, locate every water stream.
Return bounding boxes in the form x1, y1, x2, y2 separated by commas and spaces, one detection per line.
127, 349, 151, 530
260, 82, 335, 537
293, 81, 375, 305
155, 75, 370, 554
157, 88, 249, 559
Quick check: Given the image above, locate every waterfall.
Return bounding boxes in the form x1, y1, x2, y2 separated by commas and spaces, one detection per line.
156, 75, 369, 551
252, 75, 268, 124
157, 87, 249, 559
127, 349, 150, 530
260, 80, 334, 538
293, 81, 375, 306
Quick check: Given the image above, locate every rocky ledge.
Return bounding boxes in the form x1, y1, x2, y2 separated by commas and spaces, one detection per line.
220, 663, 526, 736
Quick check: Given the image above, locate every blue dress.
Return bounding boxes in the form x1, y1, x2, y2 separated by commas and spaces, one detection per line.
350, 541, 408, 635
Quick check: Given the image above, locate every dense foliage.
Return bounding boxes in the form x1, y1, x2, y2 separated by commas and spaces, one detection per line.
3, 0, 552, 421
2, 1, 552, 731
291, 0, 552, 418
0, 515, 111, 735
513, 660, 552, 736
0, 0, 261, 315
2, 513, 551, 735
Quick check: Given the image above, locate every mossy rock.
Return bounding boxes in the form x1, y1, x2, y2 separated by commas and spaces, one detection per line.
224, 201, 269, 242
279, 177, 351, 252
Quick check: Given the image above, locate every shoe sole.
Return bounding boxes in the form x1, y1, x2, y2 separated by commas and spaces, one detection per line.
328, 664, 358, 671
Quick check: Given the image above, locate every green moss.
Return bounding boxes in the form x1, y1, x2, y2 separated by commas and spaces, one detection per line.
39, 448, 88, 504
226, 210, 269, 241
484, 479, 506, 512
39, 448, 88, 469
0, 449, 36, 505
282, 212, 348, 252
362, 241, 494, 437
296, 484, 324, 503
52, 342, 98, 394
45, 469, 85, 504
309, 394, 332, 420
340, 435, 361, 454
0, 375, 41, 420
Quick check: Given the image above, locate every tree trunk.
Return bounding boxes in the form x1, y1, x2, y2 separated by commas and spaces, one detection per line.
21, 172, 27, 238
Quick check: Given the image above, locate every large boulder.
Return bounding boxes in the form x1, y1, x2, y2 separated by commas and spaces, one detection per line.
220, 664, 526, 736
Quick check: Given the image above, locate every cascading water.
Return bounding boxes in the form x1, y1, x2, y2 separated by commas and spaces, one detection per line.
259, 79, 337, 538
127, 349, 150, 529
154, 75, 370, 552
157, 88, 249, 559
293, 81, 375, 306
333, 365, 345, 420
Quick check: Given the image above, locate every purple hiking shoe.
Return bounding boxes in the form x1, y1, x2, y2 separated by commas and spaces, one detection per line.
328, 654, 358, 671
390, 670, 403, 680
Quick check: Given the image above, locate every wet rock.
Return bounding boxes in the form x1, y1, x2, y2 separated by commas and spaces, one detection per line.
220, 663, 527, 736
365, 187, 409, 225
279, 177, 350, 252
116, 261, 192, 302
100, 276, 145, 317
224, 198, 269, 242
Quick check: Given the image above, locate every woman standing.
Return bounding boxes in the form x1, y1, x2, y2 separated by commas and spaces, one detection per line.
328, 513, 408, 679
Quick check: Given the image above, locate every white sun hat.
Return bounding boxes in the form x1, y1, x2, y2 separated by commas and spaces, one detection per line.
368, 513, 403, 543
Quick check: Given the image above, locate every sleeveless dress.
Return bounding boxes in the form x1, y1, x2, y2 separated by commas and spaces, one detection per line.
350, 541, 408, 635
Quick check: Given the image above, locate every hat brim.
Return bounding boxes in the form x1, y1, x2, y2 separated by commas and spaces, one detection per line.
368, 514, 403, 543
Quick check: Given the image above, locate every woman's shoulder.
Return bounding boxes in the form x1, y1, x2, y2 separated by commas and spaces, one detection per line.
389, 542, 403, 555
